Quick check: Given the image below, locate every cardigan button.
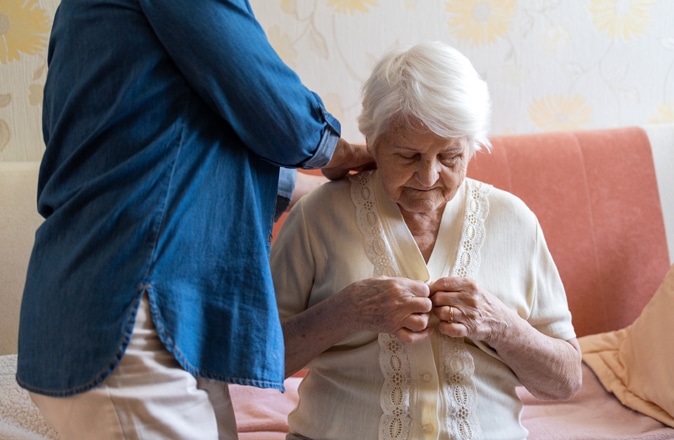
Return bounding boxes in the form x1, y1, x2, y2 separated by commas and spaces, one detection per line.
422, 423, 435, 433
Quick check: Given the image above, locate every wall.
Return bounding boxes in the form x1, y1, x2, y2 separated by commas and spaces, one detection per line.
250, 0, 674, 143
1, 0, 56, 161
1, 0, 673, 161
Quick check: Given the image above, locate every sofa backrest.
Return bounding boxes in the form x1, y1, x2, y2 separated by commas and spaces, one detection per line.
468, 126, 672, 337
273, 126, 673, 337
2, 126, 672, 355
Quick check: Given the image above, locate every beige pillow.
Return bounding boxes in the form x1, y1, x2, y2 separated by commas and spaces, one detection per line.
579, 264, 674, 428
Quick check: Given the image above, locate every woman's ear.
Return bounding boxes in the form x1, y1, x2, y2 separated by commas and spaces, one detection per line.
365, 137, 376, 156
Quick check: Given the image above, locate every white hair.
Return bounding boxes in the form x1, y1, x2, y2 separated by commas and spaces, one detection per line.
357, 41, 492, 154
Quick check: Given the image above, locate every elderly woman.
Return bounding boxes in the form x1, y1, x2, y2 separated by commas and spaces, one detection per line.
270, 41, 582, 440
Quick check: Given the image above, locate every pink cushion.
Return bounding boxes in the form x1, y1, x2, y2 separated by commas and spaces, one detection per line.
580, 264, 674, 427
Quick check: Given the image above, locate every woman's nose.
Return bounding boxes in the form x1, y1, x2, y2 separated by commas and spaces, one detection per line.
415, 159, 439, 186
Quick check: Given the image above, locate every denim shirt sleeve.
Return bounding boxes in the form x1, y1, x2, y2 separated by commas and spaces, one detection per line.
275, 168, 296, 221
139, 0, 340, 168
276, 123, 338, 219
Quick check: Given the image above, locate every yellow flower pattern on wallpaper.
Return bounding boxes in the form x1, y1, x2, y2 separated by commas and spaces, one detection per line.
267, 25, 298, 68
281, 0, 298, 15
0, 0, 50, 64
327, 0, 378, 15
541, 25, 571, 53
2, 0, 674, 160
649, 103, 674, 124
588, 0, 654, 41
0, 95, 9, 153
28, 83, 43, 106
321, 92, 345, 123
445, 0, 516, 47
529, 95, 593, 132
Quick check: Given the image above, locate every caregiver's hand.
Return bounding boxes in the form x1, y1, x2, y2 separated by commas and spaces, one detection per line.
321, 138, 375, 180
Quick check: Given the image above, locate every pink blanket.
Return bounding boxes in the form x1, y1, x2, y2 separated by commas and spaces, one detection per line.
3, 354, 672, 439
230, 376, 302, 440
518, 364, 674, 439
230, 365, 674, 439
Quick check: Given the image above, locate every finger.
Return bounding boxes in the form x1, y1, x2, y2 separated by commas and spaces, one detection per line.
434, 305, 462, 323
321, 166, 348, 180
434, 305, 449, 321
405, 279, 431, 298
430, 291, 456, 307
321, 140, 375, 180
405, 297, 433, 314
428, 276, 474, 295
394, 327, 434, 344
437, 321, 468, 339
401, 313, 430, 332
394, 278, 431, 303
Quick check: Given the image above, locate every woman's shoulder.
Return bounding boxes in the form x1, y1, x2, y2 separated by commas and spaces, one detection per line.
292, 173, 355, 220
280, 173, 363, 244
466, 178, 537, 223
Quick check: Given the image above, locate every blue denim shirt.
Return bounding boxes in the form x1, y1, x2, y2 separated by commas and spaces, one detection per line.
17, 0, 339, 396
276, 168, 297, 220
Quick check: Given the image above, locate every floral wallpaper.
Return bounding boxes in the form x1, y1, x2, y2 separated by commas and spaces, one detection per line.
1, 0, 673, 161
252, 0, 674, 143
0, 0, 53, 161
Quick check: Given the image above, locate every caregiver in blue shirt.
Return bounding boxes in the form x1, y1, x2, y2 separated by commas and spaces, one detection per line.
15, 1, 383, 438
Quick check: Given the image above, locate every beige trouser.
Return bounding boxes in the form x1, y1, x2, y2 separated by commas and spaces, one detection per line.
30, 294, 238, 440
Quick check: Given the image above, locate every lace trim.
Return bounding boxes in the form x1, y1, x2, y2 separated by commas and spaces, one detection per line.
378, 334, 413, 440
438, 181, 489, 440
350, 172, 399, 277
452, 182, 489, 278
439, 181, 489, 440
351, 173, 490, 440
351, 172, 411, 439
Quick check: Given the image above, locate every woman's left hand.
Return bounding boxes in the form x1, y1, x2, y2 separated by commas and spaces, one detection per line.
429, 276, 512, 343
430, 276, 582, 401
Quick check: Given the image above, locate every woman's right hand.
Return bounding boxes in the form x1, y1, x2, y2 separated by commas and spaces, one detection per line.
282, 276, 432, 377
340, 276, 433, 343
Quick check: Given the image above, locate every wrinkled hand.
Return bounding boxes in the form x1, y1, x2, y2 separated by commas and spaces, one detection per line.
430, 277, 512, 343
321, 138, 376, 180
341, 276, 433, 344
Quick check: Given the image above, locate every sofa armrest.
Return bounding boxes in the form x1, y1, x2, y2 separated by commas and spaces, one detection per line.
643, 123, 674, 264
0, 162, 43, 355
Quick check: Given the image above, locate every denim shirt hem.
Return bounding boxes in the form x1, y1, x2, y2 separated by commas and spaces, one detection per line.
17, 289, 286, 396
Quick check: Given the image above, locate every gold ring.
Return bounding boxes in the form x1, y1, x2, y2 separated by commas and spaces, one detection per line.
449, 306, 455, 323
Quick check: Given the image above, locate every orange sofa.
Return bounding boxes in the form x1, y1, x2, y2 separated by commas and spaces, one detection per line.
233, 125, 674, 439
468, 126, 671, 338
1, 125, 673, 439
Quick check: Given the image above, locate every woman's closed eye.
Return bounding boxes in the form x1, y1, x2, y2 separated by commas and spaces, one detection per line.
396, 152, 421, 162
439, 153, 464, 166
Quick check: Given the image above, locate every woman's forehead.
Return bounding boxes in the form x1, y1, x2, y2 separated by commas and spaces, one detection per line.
381, 127, 468, 152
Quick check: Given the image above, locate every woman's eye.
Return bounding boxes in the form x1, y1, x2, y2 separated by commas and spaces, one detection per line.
398, 153, 418, 161
440, 155, 459, 164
